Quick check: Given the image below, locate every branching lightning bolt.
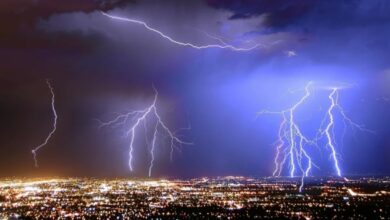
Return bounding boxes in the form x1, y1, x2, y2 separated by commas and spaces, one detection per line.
259, 82, 316, 192
98, 87, 192, 177
319, 87, 373, 177
31, 79, 58, 167
101, 12, 267, 51
259, 82, 371, 192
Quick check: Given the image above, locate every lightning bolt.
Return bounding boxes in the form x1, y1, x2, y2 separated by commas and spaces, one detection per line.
319, 87, 373, 177
324, 88, 342, 176
259, 82, 370, 192
31, 79, 58, 167
101, 12, 268, 51
259, 82, 315, 192
98, 87, 192, 177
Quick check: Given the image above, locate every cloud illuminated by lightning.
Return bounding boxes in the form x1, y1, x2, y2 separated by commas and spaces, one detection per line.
285, 50, 297, 57
98, 87, 192, 177
31, 79, 58, 168
259, 82, 371, 192
101, 12, 269, 51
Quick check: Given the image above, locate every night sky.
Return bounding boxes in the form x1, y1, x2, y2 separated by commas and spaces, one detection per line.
1, 0, 389, 178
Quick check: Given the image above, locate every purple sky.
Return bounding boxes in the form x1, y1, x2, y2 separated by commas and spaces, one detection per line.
0, 0, 389, 178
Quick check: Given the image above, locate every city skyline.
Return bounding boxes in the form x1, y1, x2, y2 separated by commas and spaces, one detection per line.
1, 176, 389, 219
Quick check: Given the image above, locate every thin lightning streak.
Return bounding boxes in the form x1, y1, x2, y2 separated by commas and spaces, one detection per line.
31, 80, 58, 167
99, 87, 192, 177
148, 121, 158, 177
324, 88, 341, 176
196, 30, 229, 46
101, 12, 267, 51
272, 115, 287, 176
259, 83, 371, 192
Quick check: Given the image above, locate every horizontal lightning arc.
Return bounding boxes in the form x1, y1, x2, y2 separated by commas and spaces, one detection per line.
101, 12, 266, 51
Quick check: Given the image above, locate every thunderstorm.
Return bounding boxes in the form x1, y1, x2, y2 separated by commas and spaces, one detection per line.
98, 87, 192, 177
259, 82, 371, 192
1, 1, 389, 219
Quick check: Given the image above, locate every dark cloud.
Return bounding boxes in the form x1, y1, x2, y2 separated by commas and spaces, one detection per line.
206, 0, 316, 27
0, 0, 133, 48
0, 0, 131, 23
0, 0, 132, 81
206, 0, 390, 30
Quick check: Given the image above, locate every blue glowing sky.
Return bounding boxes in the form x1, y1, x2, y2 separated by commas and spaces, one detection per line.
0, 0, 389, 177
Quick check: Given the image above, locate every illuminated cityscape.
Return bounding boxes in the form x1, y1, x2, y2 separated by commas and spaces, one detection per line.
0, 177, 389, 219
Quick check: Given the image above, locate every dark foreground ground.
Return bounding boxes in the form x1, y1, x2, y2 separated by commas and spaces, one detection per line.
0, 176, 389, 219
